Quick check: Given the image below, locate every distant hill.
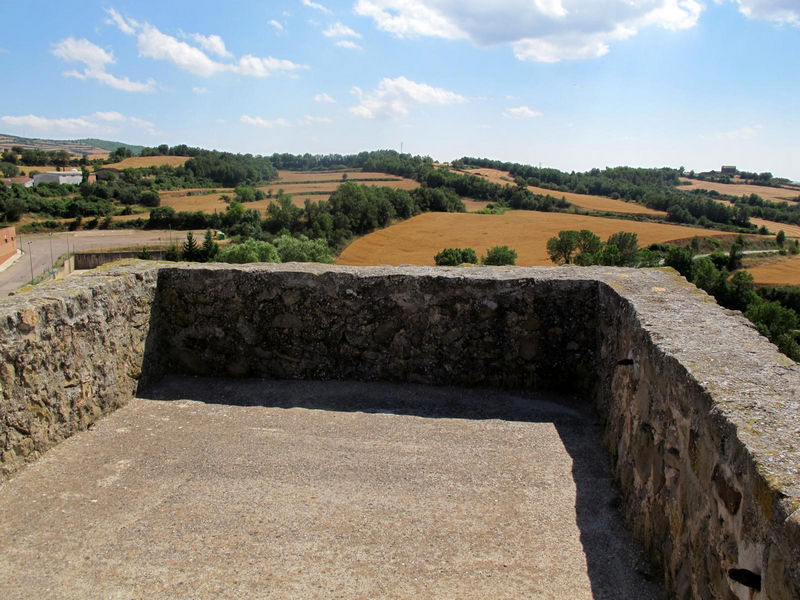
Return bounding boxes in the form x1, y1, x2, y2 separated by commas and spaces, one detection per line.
0, 133, 143, 157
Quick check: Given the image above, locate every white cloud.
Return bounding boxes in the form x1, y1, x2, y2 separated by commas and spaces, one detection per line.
299, 115, 333, 126
301, 0, 332, 14
337, 40, 363, 50
323, 22, 362, 37
269, 19, 284, 31
349, 76, 466, 119
105, 7, 137, 35
191, 33, 233, 58
135, 22, 306, 77
715, 124, 762, 140
315, 92, 336, 103
192, 86, 211, 95
0, 112, 160, 137
94, 111, 127, 122
52, 37, 156, 92
137, 24, 223, 76
355, 0, 703, 62
241, 115, 293, 128
52, 36, 113, 69
732, 0, 800, 25
503, 106, 543, 119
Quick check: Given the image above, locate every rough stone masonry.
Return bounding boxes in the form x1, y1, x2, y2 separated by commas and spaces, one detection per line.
0, 261, 798, 598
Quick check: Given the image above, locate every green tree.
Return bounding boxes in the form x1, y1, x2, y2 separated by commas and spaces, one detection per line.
274, 234, 334, 263
576, 230, 602, 255
727, 241, 743, 271
202, 229, 219, 262
218, 239, 280, 263
606, 232, 639, 266
776, 230, 786, 248
546, 230, 579, 264
0, 161, 19, 177
665, 246, 694, 279
140, 190, 160, 207
182, 231, 200, 261
482, 245, 517, 266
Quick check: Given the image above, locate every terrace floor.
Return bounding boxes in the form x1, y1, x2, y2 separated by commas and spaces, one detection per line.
0, 377, 660, 599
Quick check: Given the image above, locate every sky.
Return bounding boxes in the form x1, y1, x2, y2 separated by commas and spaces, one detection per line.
1, 1, 798, 179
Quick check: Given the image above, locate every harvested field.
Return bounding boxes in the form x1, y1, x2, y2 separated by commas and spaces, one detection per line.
105, 156, 190, 169
275, 170, 416, 185
462, 168, 665, 216
749, 218, 800, 238
337, 211, 712, 266
158, 189, 233, 213
526, 186, 666, 216
679, 178, 800, 204
157, 171, 420, 215
747, 255, 800, 285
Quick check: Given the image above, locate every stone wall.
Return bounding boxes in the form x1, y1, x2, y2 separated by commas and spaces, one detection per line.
0, 262, 158, 477
0, 261, 798, 598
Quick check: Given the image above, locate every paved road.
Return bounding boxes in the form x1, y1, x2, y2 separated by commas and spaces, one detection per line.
0, 229, 193, 297
0, 377, 660, 599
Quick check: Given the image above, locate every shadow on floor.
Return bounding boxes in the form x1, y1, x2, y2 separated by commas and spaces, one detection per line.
140, 375, 662, 599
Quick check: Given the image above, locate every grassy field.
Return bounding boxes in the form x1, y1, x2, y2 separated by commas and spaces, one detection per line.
679, 178, 800, 204
336, 211, 716, 267
463, 168, 666, 216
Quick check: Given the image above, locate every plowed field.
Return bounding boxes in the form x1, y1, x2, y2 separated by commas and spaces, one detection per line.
337, 211, 712, 266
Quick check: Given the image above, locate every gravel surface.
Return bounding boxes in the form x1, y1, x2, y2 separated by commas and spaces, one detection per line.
0, 377, 660, 599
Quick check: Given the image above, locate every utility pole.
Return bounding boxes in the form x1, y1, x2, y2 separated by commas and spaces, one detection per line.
65, 232, 71, 275
27, 241, 33, 281
48, 233, 54, 277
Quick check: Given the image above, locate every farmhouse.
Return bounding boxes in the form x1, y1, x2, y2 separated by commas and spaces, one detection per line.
721, 165, 737, 174
0, 226, 17, 265
32, 168, 82, 187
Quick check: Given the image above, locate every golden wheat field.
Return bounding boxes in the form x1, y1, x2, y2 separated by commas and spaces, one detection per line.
748, 218, 800, 238
679, 178, 799, 204
336, 211, 714, 267
746, 255, 800, 285
462, 168, 665, 216
104, 156, 191, 169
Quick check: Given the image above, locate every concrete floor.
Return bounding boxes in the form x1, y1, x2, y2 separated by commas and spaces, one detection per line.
0, 377, 660, 599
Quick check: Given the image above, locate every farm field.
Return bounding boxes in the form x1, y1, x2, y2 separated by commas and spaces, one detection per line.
462, 168, 665, 216
749, 218, 800, 238
679, 178, 800, 204
156, 170, 420, 214
337, 211, 714, 267
746, 255, 800, 285
104, 156, 190, 169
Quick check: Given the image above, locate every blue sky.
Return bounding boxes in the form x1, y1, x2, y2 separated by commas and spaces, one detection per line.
1, 1, 798, 179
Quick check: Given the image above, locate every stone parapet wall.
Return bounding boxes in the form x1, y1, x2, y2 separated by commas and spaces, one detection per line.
0, 261, 798, 598
0, 262, 159, 477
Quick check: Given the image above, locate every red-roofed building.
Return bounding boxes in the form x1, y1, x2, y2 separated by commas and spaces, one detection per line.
1, 177, 33, 188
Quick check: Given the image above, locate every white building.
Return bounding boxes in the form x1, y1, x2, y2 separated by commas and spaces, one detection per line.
33, 169, 83, 187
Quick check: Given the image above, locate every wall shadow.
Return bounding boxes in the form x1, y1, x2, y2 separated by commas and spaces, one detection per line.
139, 375, 662, 599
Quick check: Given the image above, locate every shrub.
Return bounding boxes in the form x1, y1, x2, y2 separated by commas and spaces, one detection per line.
482, 245, 517, 266
434, 247, 477, 266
